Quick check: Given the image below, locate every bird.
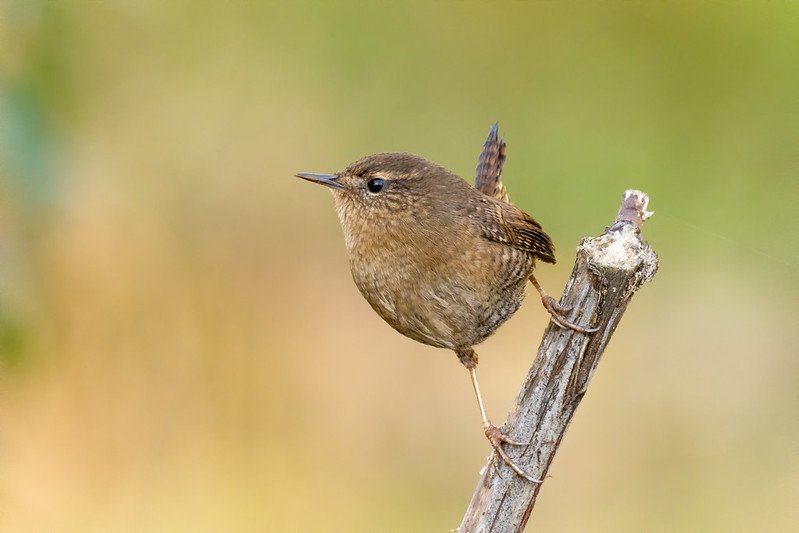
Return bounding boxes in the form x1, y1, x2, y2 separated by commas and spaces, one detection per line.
295, 124, 596, 481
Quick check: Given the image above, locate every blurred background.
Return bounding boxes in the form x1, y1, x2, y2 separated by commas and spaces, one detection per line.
1, 1, 797, 531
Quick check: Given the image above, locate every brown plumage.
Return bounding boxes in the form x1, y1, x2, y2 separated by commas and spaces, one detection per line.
296, 125, 595, 482
475, 122, 510, 203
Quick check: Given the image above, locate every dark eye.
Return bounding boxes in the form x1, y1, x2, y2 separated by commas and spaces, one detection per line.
367, 178, 385, 193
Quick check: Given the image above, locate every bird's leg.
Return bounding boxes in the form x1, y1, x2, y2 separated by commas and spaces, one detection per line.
529, 274, 599, 334
467, 365, 542, 483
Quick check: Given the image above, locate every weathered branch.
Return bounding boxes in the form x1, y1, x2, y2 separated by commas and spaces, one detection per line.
459, 190, 659, 532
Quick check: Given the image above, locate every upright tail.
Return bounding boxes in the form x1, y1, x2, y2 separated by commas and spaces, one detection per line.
474, 122, 510, 204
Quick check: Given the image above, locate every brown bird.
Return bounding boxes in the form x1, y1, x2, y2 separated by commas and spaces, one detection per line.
296, 124, 596, 481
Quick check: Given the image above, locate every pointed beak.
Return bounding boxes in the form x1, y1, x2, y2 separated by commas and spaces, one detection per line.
295, 172, 344, 190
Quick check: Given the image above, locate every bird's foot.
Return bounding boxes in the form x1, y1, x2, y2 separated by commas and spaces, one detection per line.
542, 296, 600, 334
483, 423, 542, 483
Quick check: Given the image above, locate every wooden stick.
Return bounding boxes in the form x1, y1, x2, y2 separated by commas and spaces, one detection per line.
459, 190, 658, 533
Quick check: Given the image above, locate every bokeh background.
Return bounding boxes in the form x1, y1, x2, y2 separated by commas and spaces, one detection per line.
1, 1, 798, 531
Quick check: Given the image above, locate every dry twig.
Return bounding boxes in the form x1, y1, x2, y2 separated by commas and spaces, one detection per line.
459, 190, 658, 533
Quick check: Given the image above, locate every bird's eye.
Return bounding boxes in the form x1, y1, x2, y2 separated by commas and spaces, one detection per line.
366, 178, 385, 193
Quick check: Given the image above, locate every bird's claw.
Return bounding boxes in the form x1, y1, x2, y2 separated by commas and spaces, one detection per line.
544, 296, 572, 314
483, 423, 542, 483
542, 296, 600, 334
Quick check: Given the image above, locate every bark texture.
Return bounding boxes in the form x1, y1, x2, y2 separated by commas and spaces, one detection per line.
459, 190, 658, 533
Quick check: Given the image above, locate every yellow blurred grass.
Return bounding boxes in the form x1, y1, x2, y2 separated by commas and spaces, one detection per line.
1, 1, 798, 531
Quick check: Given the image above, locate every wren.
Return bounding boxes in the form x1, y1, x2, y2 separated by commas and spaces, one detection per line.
296, 124, 596, 482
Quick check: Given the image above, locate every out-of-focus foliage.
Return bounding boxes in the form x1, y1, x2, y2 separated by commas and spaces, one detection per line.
1, 1, 797, 531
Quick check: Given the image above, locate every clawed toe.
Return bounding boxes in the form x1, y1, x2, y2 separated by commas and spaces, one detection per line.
483, 423, 541, 483
549, 312, 600, 334
493, 430, 529, 447
544, 296, 572, 314
531, 276, 599, 334
542, 296, 599, 334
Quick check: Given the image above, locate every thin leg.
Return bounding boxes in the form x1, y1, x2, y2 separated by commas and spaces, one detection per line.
529, 275, 599, 334
468, 367, 542, 483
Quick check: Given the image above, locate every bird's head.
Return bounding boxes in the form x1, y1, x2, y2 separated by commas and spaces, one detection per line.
296, 153, 470, 246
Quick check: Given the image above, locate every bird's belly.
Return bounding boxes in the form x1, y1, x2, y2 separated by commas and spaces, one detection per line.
349, 248, 532, 350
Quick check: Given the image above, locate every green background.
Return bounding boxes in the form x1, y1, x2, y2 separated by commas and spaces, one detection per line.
1, 1, 797, 531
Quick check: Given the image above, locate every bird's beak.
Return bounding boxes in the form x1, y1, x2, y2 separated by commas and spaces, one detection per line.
295, 172, 344, 190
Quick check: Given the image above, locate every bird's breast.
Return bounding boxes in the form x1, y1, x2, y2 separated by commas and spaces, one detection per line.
345, 224, 534, 350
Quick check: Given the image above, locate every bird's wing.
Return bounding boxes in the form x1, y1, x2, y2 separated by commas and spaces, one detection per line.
469, 196, 556, 264
474, 123, 510, 203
